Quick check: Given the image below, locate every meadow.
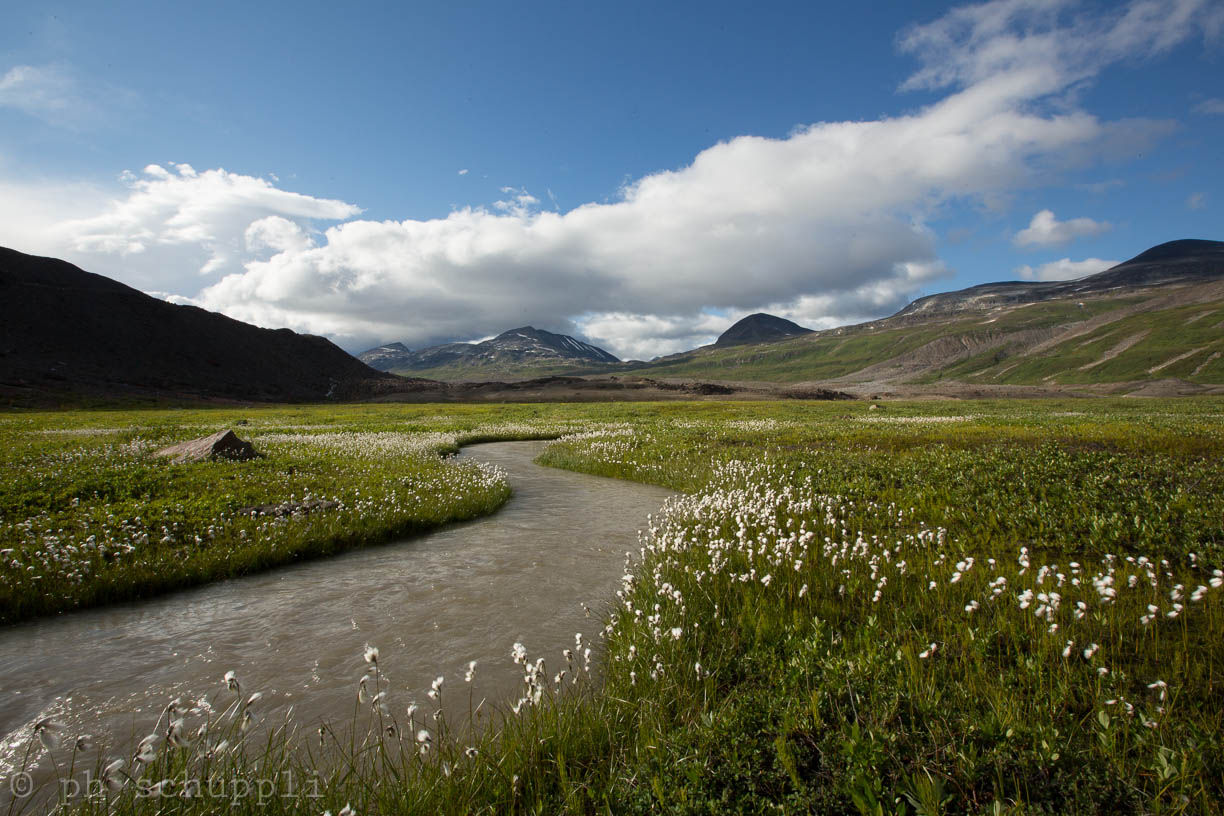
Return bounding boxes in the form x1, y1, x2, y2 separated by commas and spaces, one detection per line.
3, 398, 1223, 814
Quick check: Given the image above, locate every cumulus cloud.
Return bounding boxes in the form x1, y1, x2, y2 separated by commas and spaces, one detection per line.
1014, 257, 1119, 281
1194, 97, 1224, 114
11, 0, 1220, 358
44, 164, 360, 292
1013, 209, 1112, 247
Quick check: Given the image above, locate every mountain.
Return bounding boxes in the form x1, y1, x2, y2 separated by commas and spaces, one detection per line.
714, 313, 813, 347
357, 341, 412, 369
359, 326, 619, 379
618, 239, 1224, 394
0, 247, 393, 403
894, 239, 1224, 321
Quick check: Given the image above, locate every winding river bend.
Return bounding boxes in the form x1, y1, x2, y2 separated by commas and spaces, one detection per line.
0, 441, 673, 777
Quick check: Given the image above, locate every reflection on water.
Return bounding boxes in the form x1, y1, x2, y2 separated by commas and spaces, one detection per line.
0, 441, 672, 780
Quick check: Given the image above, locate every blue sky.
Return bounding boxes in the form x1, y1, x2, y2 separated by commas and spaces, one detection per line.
1, 0, 1221, 359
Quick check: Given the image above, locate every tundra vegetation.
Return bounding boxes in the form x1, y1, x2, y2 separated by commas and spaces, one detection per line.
3, 398, 1223, 814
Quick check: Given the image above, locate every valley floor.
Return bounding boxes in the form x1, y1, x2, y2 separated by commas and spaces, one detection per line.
3, 398, 1223, 814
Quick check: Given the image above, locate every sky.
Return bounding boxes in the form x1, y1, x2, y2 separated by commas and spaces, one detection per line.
1, 0, 1221, 361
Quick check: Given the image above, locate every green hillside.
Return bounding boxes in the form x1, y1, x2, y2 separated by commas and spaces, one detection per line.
614, 291, 1224, 386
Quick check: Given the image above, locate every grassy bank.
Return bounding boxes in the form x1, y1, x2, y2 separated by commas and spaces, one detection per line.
5, 399, 1224, 813
0, 406, 611, 624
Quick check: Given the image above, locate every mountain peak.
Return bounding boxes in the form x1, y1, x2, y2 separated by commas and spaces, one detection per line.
715, 313, 812, 347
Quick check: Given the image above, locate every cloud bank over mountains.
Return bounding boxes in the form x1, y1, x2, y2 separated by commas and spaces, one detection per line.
2, 0, 1218, 360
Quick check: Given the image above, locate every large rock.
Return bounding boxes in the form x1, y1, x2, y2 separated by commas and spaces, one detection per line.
154, 430, 259, 464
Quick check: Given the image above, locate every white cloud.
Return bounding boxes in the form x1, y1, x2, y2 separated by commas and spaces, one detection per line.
4, 0, 1217, 359
41, 164, 360, 293
1013, 209, 1112, 247
1014, 257, 1119, 281
1193, 97, 1224, 114
458, 168, 469, 175
1186, 191, 1207, 209
0, 65, 78, 123
0, 63, 137, 129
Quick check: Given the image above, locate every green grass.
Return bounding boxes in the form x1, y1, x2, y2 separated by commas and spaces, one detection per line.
6, 398, 1224, 814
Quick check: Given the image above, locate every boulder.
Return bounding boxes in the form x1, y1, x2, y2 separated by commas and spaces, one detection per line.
154, 430, 260, 464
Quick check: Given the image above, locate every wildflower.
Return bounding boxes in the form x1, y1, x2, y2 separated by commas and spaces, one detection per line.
511, 642, 527, 664
964, 600, 980, 614
465, 661, 477, 683
223, 670, 240, 692
34, 718, 64, 750
339, 804, 356, 816
364, 645, 379, 664
1082, 643, 1099, 660
465, 746, 479, 758
1062, 641, 1075, 659
75, 734, 93, 752
670, 626, 683, 640
918, 643, 937, 659
428, 676, 444, 700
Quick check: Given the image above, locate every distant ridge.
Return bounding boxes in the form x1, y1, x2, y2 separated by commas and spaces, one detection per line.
714, 313, 812, 347
359, 326, 619, 376
614, 238, 1224, 392
0, 246, 392, 403
895, 239, 1224, 320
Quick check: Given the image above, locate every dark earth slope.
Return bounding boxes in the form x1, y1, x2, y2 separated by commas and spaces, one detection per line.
0, 247, 392, 403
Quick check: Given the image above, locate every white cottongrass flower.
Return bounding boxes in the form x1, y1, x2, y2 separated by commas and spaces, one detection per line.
511, 642, 527, 664
465, 661, 477, 682
34, 718, 64, 750
223, 670, 239, 692
670, 626, 683, 640
918, 643, 938, 659
1082, 643, 1099, 660
364, 645, 380, 664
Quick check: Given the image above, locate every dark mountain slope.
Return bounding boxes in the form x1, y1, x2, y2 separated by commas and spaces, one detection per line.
0, 247, 392, 402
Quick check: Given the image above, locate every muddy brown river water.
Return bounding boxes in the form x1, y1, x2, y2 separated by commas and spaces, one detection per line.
0, 441, 673, 789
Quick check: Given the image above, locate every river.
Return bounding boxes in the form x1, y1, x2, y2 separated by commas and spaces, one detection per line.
0, 441, 673, 791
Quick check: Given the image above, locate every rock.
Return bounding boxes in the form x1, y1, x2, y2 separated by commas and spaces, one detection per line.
154, 430, 260, 464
